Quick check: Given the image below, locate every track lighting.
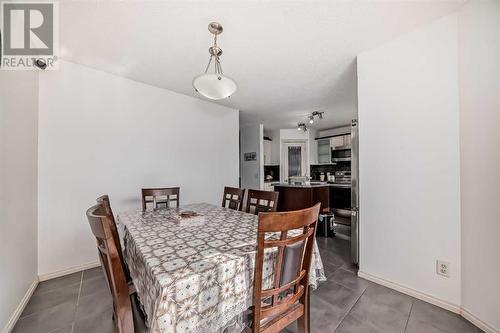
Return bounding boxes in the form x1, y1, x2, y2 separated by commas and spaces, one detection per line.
297, 123, 308, 132
311, 111, 324, 120
301, 111, 324, 126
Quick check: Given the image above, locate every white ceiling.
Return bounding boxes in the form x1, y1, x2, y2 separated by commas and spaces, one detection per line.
59, 0, 465, 130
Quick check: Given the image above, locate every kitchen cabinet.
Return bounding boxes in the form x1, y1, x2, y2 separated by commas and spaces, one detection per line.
330, 136, 344, 148
331, 134, 351, 148
317, 138, 331, 164
263, 140, 272, 165
343, 134, 351, 147
274, 185, 330, 212
317, 134, 351, 164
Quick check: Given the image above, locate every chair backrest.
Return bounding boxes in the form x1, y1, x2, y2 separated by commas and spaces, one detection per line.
221, 186, 245, 211
96, 195, 130, 281
245, 189, 279, 215
141, 187, 180, 211
253, 203, 321, 333
86, 204, 134, 333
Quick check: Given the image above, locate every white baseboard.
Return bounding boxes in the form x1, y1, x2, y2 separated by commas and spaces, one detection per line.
2, 278, 38, 333
460, 307, 499, 333
358, 271, 499, 333
38, 261, 100, 282
358, 270, 460, 312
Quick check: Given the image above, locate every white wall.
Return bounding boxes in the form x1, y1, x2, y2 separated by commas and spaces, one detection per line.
240, 124, 263, 190
0, 71, 39, 330
308, 129, 318, 165
265, 129, 280, 165
458, 1, 500, 331
357, 15, 461, 306
37, 61, 239, 275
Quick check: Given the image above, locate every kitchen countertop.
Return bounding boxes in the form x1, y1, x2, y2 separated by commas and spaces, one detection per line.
273, 182, 351, 188
274, 182, 331, 188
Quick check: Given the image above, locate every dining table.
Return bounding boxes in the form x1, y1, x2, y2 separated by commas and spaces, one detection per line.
117, 203, 327, 333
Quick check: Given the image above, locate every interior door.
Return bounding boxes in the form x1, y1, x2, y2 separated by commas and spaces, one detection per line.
282, 141, 307, 182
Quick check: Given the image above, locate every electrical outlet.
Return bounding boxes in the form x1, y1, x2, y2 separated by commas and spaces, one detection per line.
436, 260, 450, 278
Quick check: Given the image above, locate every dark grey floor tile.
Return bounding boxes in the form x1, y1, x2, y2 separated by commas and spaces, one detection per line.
317, 279, 363, 307
49, 327, 72, 333
80, 273, 109, 298
319, 249, 350, 267
34, 272, 82, 295
75, 291, 113, 322
284, 295, 347, 333
12, 300, 76, 333
329, 268, 373, 293
340, 262, 359, 274
323, 260, 342, 276
315, 280, 364, 330
362, 284, 413, 315
317, 237, 350, 256
406, 300, 478, 333
334, 314, 382, 333
318, 249, 357, 274
347, 295, 409, 333
73, 307, 115, 333
82, 266, 104, 281
21, 283, 80, 317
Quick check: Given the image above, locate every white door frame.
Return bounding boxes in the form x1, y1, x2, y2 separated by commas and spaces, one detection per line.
281, 140, 308, 182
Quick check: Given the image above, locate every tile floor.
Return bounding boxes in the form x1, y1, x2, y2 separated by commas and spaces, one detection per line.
13, 237, 482, 333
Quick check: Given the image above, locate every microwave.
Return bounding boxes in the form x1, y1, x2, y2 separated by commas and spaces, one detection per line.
331, 147, 351, 162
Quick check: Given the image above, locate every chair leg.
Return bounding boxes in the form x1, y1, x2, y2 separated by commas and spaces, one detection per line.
297, 290, 310, 333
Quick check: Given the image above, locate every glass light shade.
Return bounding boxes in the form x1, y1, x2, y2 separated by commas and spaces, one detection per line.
193, 73, 237, 100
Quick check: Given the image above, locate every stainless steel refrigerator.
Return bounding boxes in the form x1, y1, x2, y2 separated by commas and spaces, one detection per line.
350, 119, 360, 264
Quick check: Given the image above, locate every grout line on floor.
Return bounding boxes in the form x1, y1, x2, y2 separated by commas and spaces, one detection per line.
71, 272, 84, 333
403, 301, 414, 333
75, 271, 83, 307
331, 285, 367, 333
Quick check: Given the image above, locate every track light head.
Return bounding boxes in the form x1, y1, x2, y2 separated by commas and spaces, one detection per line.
311, 111, 324, 120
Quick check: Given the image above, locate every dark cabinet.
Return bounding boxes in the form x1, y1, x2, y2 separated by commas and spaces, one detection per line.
274, 185, 329, 212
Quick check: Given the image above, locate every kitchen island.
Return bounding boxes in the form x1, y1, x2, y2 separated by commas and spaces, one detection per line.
274, 183, 330, 212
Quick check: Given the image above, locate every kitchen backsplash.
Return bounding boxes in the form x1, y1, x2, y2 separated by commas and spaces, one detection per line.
310, 161, 350, 180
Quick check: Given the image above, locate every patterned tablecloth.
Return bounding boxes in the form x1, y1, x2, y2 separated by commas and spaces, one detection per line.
117, 203, 326, 333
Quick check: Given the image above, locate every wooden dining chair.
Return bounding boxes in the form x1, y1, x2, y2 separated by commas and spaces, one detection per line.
252, 203, 321, 333
96, 195, 131, 282
221, 186, 245, 211
141, 187, 180, 211
245, 189, 279, 215
86, 204, 147, 333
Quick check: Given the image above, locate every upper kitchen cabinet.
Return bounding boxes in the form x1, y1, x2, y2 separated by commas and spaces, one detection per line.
316, 133, 351, 164
331, 134, 351, 148
317, 138, 331, 164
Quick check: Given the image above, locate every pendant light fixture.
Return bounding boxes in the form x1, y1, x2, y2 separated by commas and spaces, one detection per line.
193, 22, 237, 100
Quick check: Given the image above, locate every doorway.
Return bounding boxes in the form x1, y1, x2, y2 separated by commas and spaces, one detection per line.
281, 141, 308, 182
